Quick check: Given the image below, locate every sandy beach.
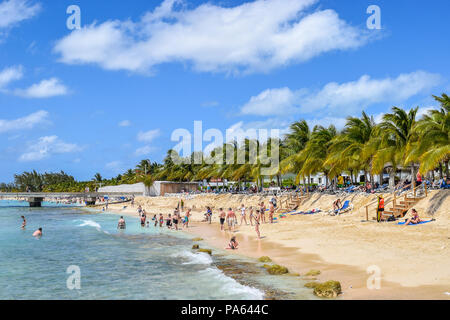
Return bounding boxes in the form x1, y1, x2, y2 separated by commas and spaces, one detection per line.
106, 190, 450, 300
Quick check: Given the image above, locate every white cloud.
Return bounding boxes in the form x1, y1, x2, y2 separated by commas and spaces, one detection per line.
0, 110, 49, 133
19, 135, 81, 162
0, 65, 23, 88
135, 145, 154, 156
15, 78, 69, 98
241, 87, 298, 116
240, 71, 441, 116
0, 0, 41, 29
137, 129, 160, 142
54, 0, 368, 74
118, 120, 131, 127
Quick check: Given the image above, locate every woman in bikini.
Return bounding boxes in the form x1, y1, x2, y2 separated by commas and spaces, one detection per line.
226, 236, 239, 250
260, 202, 266, 223
254, 209, 261, 239
239, 204, 248, 226
248, 206, 254, 226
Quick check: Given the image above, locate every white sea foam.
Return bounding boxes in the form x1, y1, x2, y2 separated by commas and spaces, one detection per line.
172, 251, 213, 265
77, 219, 103, 232
199, 267, 264, 300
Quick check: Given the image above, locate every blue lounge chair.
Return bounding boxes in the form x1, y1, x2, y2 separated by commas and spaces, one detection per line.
335, 200, 352, 215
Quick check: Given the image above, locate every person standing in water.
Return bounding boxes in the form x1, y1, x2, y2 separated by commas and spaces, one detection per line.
159, 214, 164, 227
248, 206, 254, 226
21, 216, 26, 229
33, 228, 42, 237
227, 208, 236, 232
184, 209, 191, 228
117, 216, 126, 230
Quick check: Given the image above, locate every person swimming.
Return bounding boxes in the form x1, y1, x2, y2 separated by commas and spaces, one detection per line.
32, 228, 42, 237
117, 216, 126, 230
21, 216, 26, 229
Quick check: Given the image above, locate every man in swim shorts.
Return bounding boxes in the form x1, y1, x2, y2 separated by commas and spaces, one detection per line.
117, 216, 126, 230
227, 208, 236, 232
33, 227, 42, 237
219, 208, 226, 231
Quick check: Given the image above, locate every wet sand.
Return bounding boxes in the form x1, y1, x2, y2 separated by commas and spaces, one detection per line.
105, 190, 450, 300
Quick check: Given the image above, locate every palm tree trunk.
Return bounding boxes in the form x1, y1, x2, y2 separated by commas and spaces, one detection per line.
389, 169, 395, 190
439, 162, 443, 179
446, 161, 449, 178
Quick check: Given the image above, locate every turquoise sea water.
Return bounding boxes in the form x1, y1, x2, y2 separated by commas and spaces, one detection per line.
0, 200, 315, 300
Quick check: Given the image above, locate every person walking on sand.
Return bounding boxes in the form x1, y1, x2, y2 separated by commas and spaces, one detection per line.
117, 216, 126, 230
239, 204, 248, 226
33, 228, 42, 238
268, 201, 275, 224
227, 208, 236, 232
254, 210, 261, 239
21, 216, 26, 229
249, 206, 254, 226
219, 208, 226, 231
260, 202, 266, 223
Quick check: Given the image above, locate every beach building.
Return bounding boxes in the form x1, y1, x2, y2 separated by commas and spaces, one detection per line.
98, 181, 199, 196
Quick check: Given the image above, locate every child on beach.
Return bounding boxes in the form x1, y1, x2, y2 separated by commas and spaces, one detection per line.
159, 214, 164, 227
183, 209, 191, 228
240, 204, 248, 226
219, 208, 226, 231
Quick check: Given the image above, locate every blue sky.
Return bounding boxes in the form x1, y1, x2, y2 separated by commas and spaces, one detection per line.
0, 0, 449, 182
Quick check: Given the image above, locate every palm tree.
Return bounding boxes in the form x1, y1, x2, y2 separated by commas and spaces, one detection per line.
372, 107, 418, 185
325, 112, 376, 184
298, 125, 337, 186
407, 94, 450, 177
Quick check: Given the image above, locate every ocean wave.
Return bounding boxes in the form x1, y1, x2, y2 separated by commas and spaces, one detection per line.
199, 267, 264, 300
172, 251, 213, 265
76, 219, 106, 233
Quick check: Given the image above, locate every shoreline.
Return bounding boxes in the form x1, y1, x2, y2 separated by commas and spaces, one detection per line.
104, 192, 450, 300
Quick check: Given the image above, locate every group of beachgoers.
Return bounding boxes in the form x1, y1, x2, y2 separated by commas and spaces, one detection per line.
19, 215, 43, 238
213, 198, 278, 240
117, 205, 193, 231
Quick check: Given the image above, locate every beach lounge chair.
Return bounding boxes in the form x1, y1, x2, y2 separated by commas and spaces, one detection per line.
334, 200, 352, 215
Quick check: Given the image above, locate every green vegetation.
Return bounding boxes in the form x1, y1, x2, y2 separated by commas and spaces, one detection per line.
1, 94, 448, 192
198, 248, 212, 255
263, 264, 289, 275
258, 256, 272, 263
312, 280, 342, 298
305, 269, 321, 276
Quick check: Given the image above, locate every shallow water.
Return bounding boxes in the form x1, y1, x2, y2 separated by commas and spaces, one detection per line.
0, 200, 316, 300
